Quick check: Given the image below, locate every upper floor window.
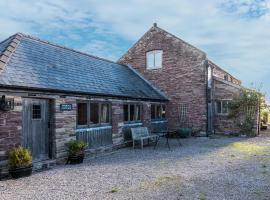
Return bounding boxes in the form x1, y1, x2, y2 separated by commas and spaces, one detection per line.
216, 100, 230, 114
151, 104, 166, 120
146, 50, 163, 69
77, 101, 111, 127
124, 103, 142, 122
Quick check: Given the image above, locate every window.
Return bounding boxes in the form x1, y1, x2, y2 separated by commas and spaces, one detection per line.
146, 50, 163, 69
77, 103, 88, 125
123, 104, 142, 122
224, 74, 229, 81
151, 104, 166, 120
32, 104, 41, 119
77, 101, 111, 127
100, 103, 110, 123
216, 100, 230, 114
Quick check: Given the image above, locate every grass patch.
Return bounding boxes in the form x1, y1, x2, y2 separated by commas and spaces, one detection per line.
254, 191, 262, 197
139, 175, 181, 190
227, 142, 270, 155
110, 187, 120, 193
199, 195, 207, 200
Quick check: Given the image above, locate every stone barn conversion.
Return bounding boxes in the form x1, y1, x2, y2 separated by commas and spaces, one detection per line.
0, 33, 168, 172
0, 24, 260, 173
118, 23, 259, 135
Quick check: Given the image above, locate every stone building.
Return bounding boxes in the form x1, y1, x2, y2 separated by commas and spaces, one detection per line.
118, 23, 257, 135
0, 24, 259, 174
0, 33, 168, 173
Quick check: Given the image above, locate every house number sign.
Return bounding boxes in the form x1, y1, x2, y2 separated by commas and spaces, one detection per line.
60, 104, 73, 111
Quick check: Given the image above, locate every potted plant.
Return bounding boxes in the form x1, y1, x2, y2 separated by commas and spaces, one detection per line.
8, 146, 33, 179
66, 140, 87, 164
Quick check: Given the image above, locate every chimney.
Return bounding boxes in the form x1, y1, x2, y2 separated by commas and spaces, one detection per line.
153, 22, 157, 27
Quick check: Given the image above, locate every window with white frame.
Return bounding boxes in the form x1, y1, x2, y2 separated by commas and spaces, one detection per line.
216, 100, 230, 114
146, 50, 163, 69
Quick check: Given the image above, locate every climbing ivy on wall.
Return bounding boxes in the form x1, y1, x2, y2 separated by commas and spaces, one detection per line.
228, 88, 262, 136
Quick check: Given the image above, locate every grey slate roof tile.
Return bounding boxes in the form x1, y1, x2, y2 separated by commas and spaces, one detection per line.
0, 34, 168, 101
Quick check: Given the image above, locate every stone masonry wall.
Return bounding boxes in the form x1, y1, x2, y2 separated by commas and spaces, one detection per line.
0, 96, 22, 161
119, 26, 208, 131
213, 78, 242, 134
54, 97, 76, 160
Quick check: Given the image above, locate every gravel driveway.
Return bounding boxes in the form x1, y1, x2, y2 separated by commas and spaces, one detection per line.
1, 133, 270, 200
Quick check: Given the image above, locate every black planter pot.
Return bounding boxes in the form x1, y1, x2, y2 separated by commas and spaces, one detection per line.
9, 165, 33, 179
68, 154, 85, 164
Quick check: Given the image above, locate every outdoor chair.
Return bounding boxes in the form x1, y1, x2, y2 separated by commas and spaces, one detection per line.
131, 127, 158, 149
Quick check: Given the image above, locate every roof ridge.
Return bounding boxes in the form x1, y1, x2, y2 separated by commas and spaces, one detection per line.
208, 60, 241, 84
19, 32, 120, 65
154, 26, 206, 55
118, 24, 206, 63
0, 33, 23, 73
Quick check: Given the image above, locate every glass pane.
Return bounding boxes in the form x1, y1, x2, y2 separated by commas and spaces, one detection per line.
154, 51, 162, 68
134, 105, 141, 121
90, 103, 99, 124
32, 104, 41, 119
147, 52, 155, 69
216, 101, 222, 114
130, 104, 135, 121
77, 103, 87, 125
101, 104, 110, 123
151, 105, 156, 119
157, 105, 162, 118
124, 104, 129, 121
222, 101, 229, 114
161, 105, 166, 118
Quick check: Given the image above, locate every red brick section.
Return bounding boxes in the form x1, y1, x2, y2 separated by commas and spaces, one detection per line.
0, 96, 22, 161
119, 25, 208, 131
213, 78, 241, 134
209, 61, 241, 86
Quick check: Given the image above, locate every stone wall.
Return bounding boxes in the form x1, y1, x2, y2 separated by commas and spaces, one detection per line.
213, 77, 242, 134
0, 96, 22, 161
54, 97, 76, 160
119, 25, 208, 131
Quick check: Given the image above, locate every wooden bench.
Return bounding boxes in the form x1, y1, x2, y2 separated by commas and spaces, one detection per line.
131, 127, 158, 149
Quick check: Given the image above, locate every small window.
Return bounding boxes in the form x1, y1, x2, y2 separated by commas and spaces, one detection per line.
216, 100, 230, 114
32, 104, 41, 119
77, 103, 88, 125
90, 103, 99, 124
100, 103, 110, 123
146, 50, 163, 69
224, 74, 228, 81
151, 104, 166, 120
123, 104, 142, 122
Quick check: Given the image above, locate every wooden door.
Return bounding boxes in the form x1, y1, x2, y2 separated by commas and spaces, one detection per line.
22, 98, 49, 160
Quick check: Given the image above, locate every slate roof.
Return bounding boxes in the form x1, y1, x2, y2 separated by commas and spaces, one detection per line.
0, 33, 168, 101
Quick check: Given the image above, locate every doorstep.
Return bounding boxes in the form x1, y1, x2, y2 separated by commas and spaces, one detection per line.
33, 159, 57, 172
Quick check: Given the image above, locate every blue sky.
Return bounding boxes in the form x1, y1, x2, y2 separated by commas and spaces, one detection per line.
0, 0, 270, 100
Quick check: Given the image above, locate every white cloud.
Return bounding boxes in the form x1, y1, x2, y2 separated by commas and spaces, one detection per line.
0, 0, 270, 98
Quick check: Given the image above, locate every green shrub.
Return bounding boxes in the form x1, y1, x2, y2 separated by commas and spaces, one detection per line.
176, 128, 192, 138
66, 140, 88, 156
8, 146, 32, 169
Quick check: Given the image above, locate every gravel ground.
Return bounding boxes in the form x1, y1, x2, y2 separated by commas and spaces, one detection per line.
0, 133, 270, 200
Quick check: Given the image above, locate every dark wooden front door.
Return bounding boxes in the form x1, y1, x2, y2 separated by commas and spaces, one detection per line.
22, 98, 49, 160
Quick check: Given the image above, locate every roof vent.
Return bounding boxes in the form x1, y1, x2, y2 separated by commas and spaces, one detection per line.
153, 23, 157, 27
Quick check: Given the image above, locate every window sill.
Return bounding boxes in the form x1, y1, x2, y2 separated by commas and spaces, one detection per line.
76, 123, 111, 129
76, 125, 112, 132
151, 119, 167, 122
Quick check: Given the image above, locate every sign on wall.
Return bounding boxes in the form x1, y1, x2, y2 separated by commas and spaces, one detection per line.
60, 104, 73, 111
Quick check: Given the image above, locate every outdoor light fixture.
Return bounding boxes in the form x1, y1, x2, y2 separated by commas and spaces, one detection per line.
0, 95, 14, 111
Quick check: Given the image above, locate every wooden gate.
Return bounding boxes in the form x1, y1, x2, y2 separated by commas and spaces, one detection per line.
22, 98, 50, 160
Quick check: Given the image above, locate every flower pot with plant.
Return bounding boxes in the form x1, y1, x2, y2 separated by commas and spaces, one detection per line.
8, 146, 33, 179
66, 140, 88, 164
